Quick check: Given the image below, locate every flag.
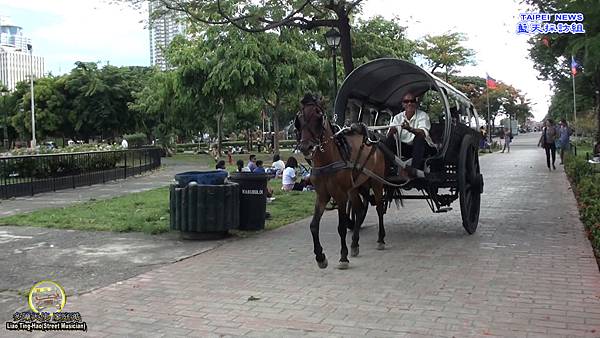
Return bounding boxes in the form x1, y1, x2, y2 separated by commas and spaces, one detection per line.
541, 36, 549, 47
486, 73, 497, 89
571, 56, 578, 75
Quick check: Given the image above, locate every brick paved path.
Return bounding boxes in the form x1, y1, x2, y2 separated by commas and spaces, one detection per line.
13, 134, 600, 337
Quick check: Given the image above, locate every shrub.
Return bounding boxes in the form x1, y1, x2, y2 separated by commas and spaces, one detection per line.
564, 155, 593, 186
0, 149, 155, 179
123, 133, 147, 148
565, 153, 600, 257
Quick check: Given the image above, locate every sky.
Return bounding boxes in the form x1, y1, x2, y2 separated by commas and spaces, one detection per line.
0, 0, 553, 121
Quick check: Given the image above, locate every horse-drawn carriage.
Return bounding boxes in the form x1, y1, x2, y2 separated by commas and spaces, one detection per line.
295, 58, 484, 269
333, 58, 484, 234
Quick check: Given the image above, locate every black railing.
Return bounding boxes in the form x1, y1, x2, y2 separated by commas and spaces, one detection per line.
0, 148, 161, 199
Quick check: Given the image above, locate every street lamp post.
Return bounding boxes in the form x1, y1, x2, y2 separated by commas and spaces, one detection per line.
0, 88, 7, 150
324, 28, 341, 110
27, 43, 36, 148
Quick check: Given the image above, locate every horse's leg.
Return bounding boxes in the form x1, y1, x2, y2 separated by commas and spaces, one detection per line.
336, 194, 351, 269
350, 192, 364, 257
310, 193, 330, 269
373, 182, 386, 250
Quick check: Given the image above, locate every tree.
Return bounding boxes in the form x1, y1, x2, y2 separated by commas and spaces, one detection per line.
525, 0, 600, 140
449, 75, 533, 127
129, 70, 187, 151
61, 62, 153, 141
417, 32, 475, 80
164, 24, 322, 152
352, 15, 416, 65
119, 0, 367, 76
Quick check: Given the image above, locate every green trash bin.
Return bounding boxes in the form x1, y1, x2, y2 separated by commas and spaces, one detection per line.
228, 172, 270, 230
170, 178, 240, 239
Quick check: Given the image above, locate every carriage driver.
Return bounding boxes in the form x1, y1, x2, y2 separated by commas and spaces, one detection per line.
384, 92, 436, 179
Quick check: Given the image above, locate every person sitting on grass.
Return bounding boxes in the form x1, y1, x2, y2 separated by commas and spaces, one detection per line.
282, 156, 307, 191
215, 160, 226, 170
270, 153, 285, 178
248, 154, 257, 172
235, 159, 251, 172
253, 160, 266, 174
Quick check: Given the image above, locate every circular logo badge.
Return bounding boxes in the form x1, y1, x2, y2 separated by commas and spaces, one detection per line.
28, 280, 66, 314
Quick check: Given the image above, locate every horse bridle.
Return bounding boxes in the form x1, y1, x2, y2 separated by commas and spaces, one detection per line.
295, 103, 330, 157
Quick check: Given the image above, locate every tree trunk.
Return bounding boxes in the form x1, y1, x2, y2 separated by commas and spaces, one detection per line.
216, 109, 223, 156
337, 14, 354, 77
273, 98, 281, 153
248, 129, 253, 152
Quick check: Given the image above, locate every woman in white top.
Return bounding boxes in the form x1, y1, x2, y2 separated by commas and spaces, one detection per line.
271, 154, 286, 177
281, 157, 306, 191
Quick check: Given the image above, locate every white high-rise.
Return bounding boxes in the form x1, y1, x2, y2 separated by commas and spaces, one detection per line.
148, 1, 186, 70
0, 16, 44, 91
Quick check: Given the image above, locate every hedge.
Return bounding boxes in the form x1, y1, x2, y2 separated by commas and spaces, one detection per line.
2, 151, 125, 179
565, 154, 600, 256
123, 133, 147, 148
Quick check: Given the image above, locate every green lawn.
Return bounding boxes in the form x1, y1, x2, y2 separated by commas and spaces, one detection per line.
0, 178, 316, 235
171, 150, 299, 168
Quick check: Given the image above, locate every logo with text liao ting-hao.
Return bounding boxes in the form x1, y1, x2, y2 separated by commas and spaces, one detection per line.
28, 281, 66, 314
517, 12, 585, 35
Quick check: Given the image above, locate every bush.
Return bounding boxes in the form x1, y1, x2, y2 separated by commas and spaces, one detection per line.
175, 143, 205, 153
565, 153, 600, 257
0, 151, 124, 179
564, 155, 594, 186
123, 133, 147, 148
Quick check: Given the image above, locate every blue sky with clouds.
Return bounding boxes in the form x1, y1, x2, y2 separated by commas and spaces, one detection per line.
0, 0, 149, 75
0, 0, 553, 121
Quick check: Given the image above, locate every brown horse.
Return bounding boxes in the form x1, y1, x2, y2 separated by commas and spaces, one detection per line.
295, 100, 387, 269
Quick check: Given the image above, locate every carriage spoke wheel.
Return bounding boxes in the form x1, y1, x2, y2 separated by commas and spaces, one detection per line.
458, 134, 483, 234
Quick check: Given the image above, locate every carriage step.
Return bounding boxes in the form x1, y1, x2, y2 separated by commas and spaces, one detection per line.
435, 207, 452, 213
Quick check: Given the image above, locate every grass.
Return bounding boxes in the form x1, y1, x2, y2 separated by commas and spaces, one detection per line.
0, 177, 316, 235
0, 187, 172, 234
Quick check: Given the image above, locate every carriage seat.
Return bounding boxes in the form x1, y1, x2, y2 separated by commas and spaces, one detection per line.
429, 122, 444, 150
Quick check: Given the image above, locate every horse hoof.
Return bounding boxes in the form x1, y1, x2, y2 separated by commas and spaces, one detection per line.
351, 247, 359, 257
337, 261, 349, 270
376, 243, 385, 250
317, 258, 328, 269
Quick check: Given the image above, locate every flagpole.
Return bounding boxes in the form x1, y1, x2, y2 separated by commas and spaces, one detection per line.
572, 71, 577, 124
487, 86, 491, 147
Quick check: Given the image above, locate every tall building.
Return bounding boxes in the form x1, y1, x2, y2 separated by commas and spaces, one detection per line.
0, 16, 30, 50
148, 1, 186, 70
0, 16, 44, 91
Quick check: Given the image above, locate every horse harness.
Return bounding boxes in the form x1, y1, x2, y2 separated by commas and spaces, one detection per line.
308, 120, 408, 189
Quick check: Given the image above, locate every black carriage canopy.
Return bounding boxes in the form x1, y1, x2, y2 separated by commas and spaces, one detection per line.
333, 58, 478, 125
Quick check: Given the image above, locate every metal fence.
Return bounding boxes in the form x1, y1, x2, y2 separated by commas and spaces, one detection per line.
0, 148, 161, 199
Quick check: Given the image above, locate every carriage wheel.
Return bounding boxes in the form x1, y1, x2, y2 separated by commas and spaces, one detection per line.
458, 134, 483, 234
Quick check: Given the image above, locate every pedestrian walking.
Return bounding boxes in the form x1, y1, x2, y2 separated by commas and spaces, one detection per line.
558, 118, 572, 165
538, 119, 558, 171
501, 128, 511, 153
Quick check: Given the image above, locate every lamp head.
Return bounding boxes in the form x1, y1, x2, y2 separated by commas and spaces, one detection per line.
324, 28, 341, 49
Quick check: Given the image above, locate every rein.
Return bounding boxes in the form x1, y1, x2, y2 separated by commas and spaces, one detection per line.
297, 105, 407, 187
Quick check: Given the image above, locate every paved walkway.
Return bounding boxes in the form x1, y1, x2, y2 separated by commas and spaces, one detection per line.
6, 134, 600, 337
0, 159, 200, 217
0, 159, 219, 321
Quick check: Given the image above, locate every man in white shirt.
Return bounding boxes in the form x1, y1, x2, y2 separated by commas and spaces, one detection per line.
385, 92, 436, 178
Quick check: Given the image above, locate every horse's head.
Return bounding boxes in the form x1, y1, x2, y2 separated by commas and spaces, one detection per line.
295, 102, 327, 158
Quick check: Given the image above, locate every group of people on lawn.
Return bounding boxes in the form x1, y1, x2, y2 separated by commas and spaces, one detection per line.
215, 153, 311, 192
